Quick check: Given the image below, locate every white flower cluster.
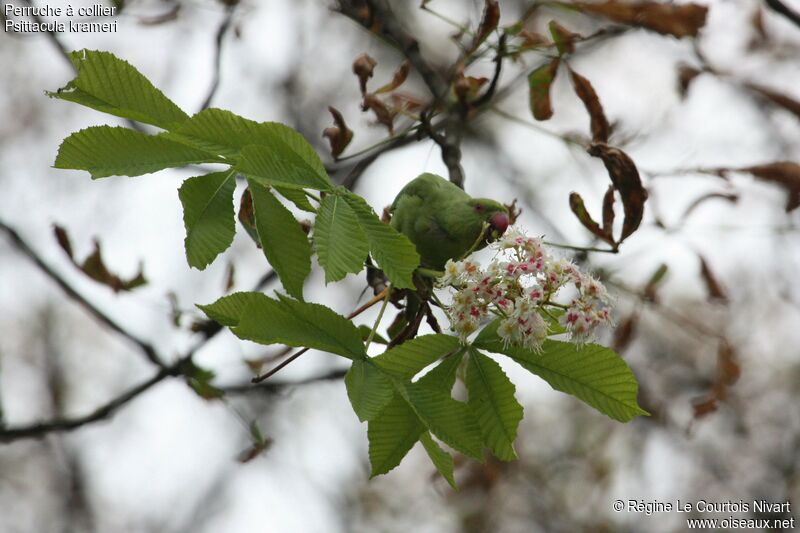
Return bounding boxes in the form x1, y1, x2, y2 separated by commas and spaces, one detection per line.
438, 228, 612, 350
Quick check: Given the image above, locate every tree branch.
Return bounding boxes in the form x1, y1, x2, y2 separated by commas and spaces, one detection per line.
0, 220, 165, 368
0, 364, 179, 442
337, 0, 468, 187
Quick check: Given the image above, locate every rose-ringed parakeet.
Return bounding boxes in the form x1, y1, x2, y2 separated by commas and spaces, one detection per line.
383, 173, 510, 344
390, 173, 510, 269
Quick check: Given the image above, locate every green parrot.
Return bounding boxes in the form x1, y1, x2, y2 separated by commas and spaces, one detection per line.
390, 173, 511, 269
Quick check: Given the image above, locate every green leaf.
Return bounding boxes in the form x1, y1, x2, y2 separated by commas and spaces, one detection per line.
196, 291, 267, 327
358, 325, 388, 345
368, 395, 425, 477
232, 294, 366, 359
275, 187, 316, 213
187, 364, 224, 400
373, 334, 460, 380
47, 49, 189, 130
234, 122, 333, 191
466, 348, 523, 461
248, 182, 312, 300
54, 126, 215, 179
342, 192, 420, 289
168, 109, 324, 167
345, 360, 395, 422
405, 384, 483, 460
417, 349, 465, 391
314, 194, 369, 283
474, 321, 648, 422
178, 171, 236, 269
419, 432, 457, 489
542, 308, 567, 335
166, 108, 268, 158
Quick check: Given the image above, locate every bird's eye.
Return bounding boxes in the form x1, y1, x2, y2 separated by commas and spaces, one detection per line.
474, 204, 485, 212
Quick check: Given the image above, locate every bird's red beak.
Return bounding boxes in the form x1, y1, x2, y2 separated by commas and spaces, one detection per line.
489, 212, 510, 236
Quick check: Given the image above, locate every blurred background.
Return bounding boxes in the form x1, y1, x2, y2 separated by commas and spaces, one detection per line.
1, 0, 799, 531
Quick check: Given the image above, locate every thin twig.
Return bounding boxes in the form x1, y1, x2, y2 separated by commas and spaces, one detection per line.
225, 368, 348, 395
198, 4, 236, 111
250, 348, 311, 383
473, 33, 507, 108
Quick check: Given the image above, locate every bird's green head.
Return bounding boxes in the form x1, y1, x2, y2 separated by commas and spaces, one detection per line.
467, 198, 510, 242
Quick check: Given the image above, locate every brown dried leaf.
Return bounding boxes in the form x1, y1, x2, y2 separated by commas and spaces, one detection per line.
362, 93, 396, 133
528, 58, 560, 121
692, 396, 718, 418
549, 20, 580, 55
569, 192, 612, 243
738, 161, 800, 212
454, 71, 489, 105
352, 53, 377, 95
238, 188, 260, 247
237, 439, 273, 463
322, 106, 354, 159
375, 60, 411, 94
692, 340, 740, 419
612, 314, 637, 352
570, 68, 610, 143
698, 255, 727, 302
588, 144, 648, 241
470, 0, 500, 51
575, 1, 708, 38
718, 341, 740, 386
602, 185, 615, 235
53, 224, 73, 259
54, 225, 147, 293
390, 92, 426, 113
520, 30, 548, 49
224, 261, 236, 292
79, 241, 147, 293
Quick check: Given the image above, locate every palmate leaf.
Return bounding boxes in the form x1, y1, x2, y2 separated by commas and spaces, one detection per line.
54, 126, 215, 179
274, 186, 316, 213
314, 194, 369, 283
166, 108, 271, 158
368, 395, 425, 477
47, 49, 189, 130
198, 292, 365, 359
195, 291, 265, 327
474, 321, 648, 422
466, 348, 524, 461
419, 432, 456, 489
178, 171, 236, 269
342, 191, 420, 289
404, 384, 483, 460
248, 182, 312, 300
372, 334, 460, 379
366, 349, 467, 480
345, 359, 394, 422
417, 349, 464, 391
